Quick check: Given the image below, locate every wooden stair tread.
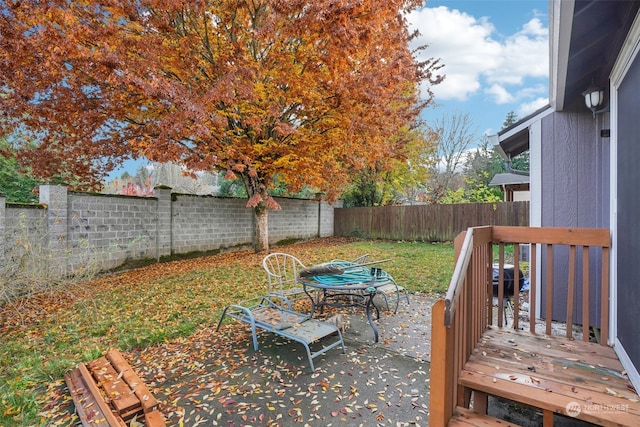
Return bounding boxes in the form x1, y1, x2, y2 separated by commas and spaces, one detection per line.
448, 407, 521, 426
460, 329, 640, 426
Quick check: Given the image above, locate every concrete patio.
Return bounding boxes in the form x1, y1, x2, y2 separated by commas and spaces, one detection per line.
62, 291, 596, 426
127, 293, 435, 426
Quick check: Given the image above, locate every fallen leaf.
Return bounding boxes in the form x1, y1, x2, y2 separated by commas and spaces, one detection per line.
605, 387, 619, 396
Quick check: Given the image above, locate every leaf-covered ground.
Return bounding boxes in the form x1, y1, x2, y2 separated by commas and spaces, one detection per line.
0, 237, 453, 426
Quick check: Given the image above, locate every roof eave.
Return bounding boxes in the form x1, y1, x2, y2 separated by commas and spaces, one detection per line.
549, 0, 574, 111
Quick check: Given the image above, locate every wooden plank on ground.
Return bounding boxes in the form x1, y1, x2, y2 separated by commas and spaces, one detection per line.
68, 364, 128, 427
65, 350, 165, 427
87, 357, 141, 417
64, 369, 113, 427
145, 409, 167, 427
106, 349, 160, 413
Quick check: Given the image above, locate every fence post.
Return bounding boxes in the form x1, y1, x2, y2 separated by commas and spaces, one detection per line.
154, 186, 172, 261
39, 184, 69, 276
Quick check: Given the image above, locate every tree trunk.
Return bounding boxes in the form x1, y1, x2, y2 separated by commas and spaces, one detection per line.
254, 204, 269, 253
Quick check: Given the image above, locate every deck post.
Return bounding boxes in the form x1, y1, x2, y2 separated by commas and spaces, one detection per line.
430, 299, 454, 426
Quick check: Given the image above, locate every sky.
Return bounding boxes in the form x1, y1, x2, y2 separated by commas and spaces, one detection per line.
110, 0, 549, 179
409, 0, 549, 139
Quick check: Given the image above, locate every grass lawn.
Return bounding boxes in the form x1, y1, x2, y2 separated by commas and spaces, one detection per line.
0, 237, 454, 426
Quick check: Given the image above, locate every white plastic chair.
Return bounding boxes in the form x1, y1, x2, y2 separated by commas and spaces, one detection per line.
262, 252, 308, 308
373, 275, 410, 313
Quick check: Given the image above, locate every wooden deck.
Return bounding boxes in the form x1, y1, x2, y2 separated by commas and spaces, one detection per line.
459, 328, 640, 426
429, 226, 640, 427
449, 406, 521, 426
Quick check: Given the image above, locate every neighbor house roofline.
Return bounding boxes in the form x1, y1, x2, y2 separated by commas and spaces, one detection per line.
489, 105, 554, 160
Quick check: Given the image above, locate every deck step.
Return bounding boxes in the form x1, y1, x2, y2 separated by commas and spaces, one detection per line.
449, 407, 521, 426
459, 328, 640, 426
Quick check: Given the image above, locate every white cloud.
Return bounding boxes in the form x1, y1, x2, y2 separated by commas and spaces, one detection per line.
518, 97, 549, 116
408, 6, 501, 101
516, 83, 548, 99
485, 84, 514, 104
488, 18, 548, 85
407, 6, 548, 103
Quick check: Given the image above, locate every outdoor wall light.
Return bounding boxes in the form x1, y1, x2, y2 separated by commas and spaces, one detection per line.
582, 80, 605, 117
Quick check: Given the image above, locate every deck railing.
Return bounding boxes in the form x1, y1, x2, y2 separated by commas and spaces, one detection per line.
429, 226, 611, 426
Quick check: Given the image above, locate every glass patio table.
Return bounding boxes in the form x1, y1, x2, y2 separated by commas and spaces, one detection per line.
296, 261, 394, 343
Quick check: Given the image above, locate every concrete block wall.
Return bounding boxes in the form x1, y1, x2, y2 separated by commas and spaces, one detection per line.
4, 205, 46, 243
39, 184, 68, 276
1, 185, 337, 275
67, 190, 158, 270
269, 198, 338, 242
1, 197, 46, 268
171, 194, 253, 253
320, 199, 341, 237
155, 187, 172, 259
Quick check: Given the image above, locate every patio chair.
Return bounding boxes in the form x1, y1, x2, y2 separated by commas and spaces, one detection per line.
216, 296, 345, 372
373, 275, 410, 313
262, 252, 309, 309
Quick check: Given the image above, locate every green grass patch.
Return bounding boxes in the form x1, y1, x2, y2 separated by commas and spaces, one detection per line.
0, 237, 453, 426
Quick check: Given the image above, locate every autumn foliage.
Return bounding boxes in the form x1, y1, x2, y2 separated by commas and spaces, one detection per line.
0, 0, 443, 250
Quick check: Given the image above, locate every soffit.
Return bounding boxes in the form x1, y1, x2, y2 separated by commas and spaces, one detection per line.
553, 0, 640, 111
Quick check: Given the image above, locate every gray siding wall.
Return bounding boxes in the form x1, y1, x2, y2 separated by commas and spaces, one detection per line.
540, 103, 610, 326
616, 52, 640, 375
540, 101, 610, 229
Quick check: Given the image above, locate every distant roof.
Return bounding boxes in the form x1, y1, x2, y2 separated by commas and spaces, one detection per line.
490, 105, 553, 160
489, 173, 530, 188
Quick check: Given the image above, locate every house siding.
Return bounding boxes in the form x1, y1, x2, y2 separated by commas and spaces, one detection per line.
539, 104, 610, 327
616, 51, 640, 374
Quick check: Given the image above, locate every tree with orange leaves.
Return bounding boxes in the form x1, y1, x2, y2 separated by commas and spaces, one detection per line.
0, 0, 443, 251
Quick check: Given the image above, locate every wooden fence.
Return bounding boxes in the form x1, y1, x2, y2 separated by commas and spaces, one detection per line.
333, 201, 529, 242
